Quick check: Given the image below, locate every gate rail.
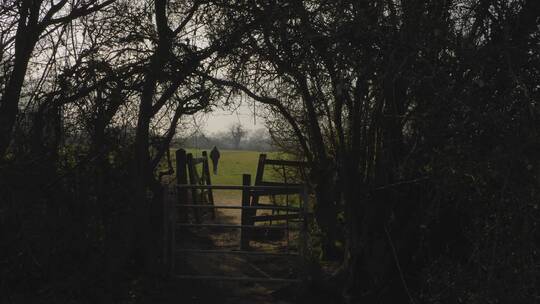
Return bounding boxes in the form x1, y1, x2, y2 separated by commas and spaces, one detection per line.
165, 177, 310, 284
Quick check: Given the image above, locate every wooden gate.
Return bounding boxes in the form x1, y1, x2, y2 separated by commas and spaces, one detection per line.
164, 150, 311, 284
175, 149, 215, 222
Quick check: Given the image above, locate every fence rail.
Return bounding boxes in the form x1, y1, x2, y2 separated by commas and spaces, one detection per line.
177, 223, 289, 230
175, 249, 299, 257
166, 149, 310, 285
173, 275, 301, 283
176, 184, 304, 190
175, 204, 301, 212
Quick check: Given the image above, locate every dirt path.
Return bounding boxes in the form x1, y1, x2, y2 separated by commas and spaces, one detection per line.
172, 190, 300, 304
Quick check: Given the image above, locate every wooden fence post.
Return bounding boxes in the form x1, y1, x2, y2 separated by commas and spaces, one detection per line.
254, 154, 267, 184
249, 154, 266, 222
176, 149, 187, 220
186, 153, 202, 223
240, 174, 252, 250
202, 151, 215, 219
162, 183, 168, 275
299, 185, 310, 281
173, 148, 188, 275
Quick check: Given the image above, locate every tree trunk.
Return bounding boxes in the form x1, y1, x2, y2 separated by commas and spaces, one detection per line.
342, 75, 411, 302
0, 42, 35, 157
133, 97, 156, 273
0, 0, 40, 158
312, 160, 340, 260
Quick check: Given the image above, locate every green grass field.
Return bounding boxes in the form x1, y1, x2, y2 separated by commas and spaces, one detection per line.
186, 149, 277, 185
174, 149, 287, 200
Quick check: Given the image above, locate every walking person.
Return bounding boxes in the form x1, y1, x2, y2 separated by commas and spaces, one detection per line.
209, 146, 220, 174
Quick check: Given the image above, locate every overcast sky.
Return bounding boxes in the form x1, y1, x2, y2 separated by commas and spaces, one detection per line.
198, 103, 263, 134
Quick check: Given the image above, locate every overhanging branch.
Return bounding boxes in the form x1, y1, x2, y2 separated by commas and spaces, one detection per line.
198, 72, 313, 163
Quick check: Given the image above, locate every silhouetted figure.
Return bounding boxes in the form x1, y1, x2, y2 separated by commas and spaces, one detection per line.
210, 146, 220, 174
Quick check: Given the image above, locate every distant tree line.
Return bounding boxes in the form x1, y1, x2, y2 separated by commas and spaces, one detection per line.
179, 124, 274, 151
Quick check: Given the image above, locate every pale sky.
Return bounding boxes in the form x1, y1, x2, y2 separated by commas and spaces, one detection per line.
198, 103, 263, 134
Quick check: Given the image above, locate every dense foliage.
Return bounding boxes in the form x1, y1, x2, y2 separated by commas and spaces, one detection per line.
0, 0, 538, 303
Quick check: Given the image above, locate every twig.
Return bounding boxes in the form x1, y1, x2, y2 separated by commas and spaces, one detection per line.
384, 225, 416, 304
374, 177, 429, 190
